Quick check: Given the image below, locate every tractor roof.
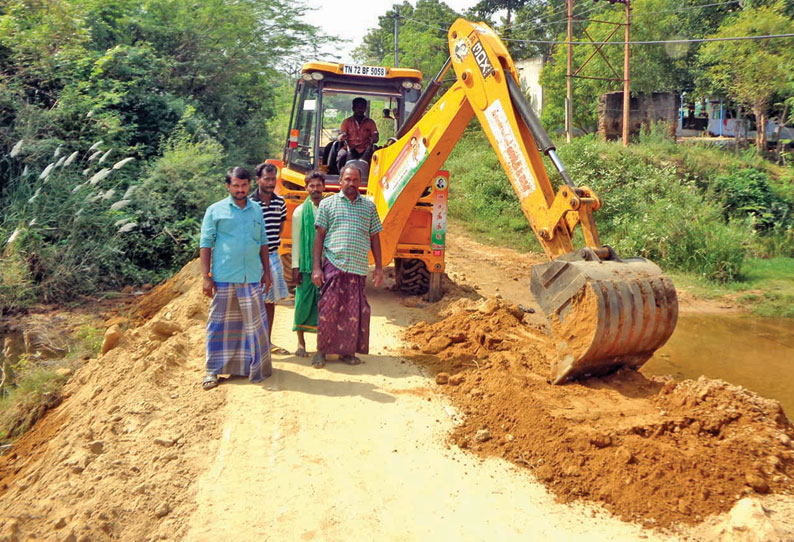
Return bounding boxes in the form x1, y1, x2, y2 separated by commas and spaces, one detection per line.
301, 62, 423, 81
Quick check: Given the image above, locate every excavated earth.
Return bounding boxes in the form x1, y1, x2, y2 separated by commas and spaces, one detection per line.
0, 261, 222, 541
402, 296, 794, 529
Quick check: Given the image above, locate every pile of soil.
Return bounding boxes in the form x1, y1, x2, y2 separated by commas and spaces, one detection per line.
403, 297, 794, 528
0, 261, 223, 541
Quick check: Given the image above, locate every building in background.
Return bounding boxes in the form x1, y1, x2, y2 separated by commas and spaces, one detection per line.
516, 57, 545, 115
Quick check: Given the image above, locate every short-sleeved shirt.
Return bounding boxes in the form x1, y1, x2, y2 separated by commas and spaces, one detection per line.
251, 191, 286, 253
199, 196, 268, 283
340, 116, 378, 153
315, 191, 383, 276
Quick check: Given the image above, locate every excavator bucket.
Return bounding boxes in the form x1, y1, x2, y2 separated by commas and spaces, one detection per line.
530, 248, 678, 384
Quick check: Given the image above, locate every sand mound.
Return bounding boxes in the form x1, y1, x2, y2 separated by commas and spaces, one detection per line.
403, 298, 794, 528
0, 260, 224, 541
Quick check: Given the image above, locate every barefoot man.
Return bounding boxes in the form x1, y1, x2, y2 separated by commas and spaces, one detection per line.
311, 163, 383, 368
290, 170, 325, 357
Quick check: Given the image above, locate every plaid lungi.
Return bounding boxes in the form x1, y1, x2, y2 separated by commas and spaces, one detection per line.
206, 282, 272, 381
264, 251, 289, 304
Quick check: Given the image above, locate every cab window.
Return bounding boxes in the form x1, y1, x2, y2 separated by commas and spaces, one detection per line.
287, 82, 318, 172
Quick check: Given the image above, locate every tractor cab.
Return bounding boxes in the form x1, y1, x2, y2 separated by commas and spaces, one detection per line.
280, 62, 423, 189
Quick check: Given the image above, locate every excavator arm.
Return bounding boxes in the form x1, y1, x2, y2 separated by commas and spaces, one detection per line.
369, 18, 678, 384
370, 19, 603, 262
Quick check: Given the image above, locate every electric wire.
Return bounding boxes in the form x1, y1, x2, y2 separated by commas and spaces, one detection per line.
396, 8, 792, 47
502, 33, 794, 44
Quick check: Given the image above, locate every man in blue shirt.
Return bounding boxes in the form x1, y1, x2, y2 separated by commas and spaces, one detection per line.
199, 167, 272, 390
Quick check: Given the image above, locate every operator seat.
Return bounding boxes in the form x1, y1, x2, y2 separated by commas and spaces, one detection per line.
322, 140, 342, 175
344, 159, 369, 186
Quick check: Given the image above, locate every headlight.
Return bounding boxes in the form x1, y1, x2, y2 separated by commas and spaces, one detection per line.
401, 80, 413, 89
412, 83, 422, 90
311, 72, 324, 80
301, 73, 312, 81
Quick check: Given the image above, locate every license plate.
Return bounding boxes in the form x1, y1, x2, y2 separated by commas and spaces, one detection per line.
342, 64, 387, 77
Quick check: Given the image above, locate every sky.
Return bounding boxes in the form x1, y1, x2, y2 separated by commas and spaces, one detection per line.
302, 0, 481, 64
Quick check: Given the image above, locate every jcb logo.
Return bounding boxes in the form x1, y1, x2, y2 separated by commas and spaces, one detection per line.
471, 39, 494, 79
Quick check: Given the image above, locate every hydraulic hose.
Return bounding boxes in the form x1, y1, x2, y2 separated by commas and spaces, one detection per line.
505, 73, 577, 189
397, 57, 452, 139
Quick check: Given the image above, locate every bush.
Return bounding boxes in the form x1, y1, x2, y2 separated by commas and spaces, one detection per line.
560, 137, 751, 281
0, 121, 230, 310
446, 130, 758, 283
711, 169, 791, 231
0, 245, 36, 313
123, 133, 226, 277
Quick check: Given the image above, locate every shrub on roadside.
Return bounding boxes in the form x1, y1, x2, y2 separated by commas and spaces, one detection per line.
447, 130, 756, 282
121, 133, 226, 276
710, 169, 792, 231
560, 137, 751, 281
0, 245, 36, 313
0, 125, 227, 310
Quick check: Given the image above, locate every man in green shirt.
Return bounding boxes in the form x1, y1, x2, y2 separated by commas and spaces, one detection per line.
311, 163, 383, 368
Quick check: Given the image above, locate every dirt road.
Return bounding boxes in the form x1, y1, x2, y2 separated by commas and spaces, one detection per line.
0, 224, 792, 541
183, 288, 673, 542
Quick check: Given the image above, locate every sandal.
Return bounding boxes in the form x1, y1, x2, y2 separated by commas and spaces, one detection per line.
270, 345, 290, 355
295, 346, 309, 358
311, 352, 326, 369
340, 355, 362, 366
202, 374, 219, 390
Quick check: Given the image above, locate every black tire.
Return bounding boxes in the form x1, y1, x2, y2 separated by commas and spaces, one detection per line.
395, 258, 430, 295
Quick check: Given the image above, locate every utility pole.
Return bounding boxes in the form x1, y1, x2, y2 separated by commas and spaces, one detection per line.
394, 7, 400, 67
622, 0, 631, 146
566, 0, 574, 143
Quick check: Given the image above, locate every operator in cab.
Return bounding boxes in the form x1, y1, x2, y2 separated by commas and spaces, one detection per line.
336, 97, 379, 172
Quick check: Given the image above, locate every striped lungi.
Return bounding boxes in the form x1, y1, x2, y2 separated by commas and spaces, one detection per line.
206, 282, 272, 381
264, 251, 289, 304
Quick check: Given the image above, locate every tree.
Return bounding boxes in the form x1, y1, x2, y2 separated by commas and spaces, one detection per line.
0, 0, 333, 163
470, 0, 531, 40
0, 0, 337, 305
538, 0, 743, 132
353, 0, 461, 79
698, 7, 794, 150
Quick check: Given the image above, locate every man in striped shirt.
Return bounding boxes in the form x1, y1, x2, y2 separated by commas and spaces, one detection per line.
252, 163, 289, 354
311, 162, 383, 368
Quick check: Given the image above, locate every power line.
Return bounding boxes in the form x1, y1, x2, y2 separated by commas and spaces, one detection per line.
396, 11, 793, 47
397, 15, 448, 33
648, 0, 740, 13
400, 0, 743, 39
505, 3, 606, 31
481, 0, 741, 34
503, 33, 794, 44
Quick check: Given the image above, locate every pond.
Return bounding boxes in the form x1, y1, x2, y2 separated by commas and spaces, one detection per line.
643, 312, 794, 416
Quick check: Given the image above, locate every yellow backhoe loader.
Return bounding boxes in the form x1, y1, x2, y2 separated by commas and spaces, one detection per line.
267, 18, 678, 384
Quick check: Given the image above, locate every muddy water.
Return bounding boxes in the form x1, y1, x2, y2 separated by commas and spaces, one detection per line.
643, 313, 794, 416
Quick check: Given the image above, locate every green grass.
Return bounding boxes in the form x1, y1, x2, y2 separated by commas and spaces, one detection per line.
669, 257, 794, 317
0, 320, 104, 443
72, 323, 105, 358
0, 369, 68, 443
727, 257, 794, 317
